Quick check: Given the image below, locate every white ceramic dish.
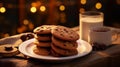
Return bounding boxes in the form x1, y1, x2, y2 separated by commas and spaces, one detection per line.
19, 38, 92, 61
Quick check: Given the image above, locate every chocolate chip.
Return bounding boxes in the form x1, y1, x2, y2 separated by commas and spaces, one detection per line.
27, 33, 34, 39
20, 33, 34, 41
5, 46, 13, 51
70, 36, 73, 38
64, 29, 68, 33
60, 33, 64, 36
55, 29, 58, 31
20, 35, 27, 41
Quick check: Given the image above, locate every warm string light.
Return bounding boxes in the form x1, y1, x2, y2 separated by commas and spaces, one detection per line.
17, 19, 34, 33
81, 0, 86, 5
29, 1, 66, 25
23, 19, 29, 25
80, 0, 102, 10
30, 6, 37, 13
40, 6, 46, 12
0, 7, 6, 13
59, 5, 65, 11
95, 2, 102, 9
79, 8, 85, 13
30, 1, 46, 13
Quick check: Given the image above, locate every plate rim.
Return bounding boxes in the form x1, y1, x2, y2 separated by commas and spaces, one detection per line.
18, 38, 92, 61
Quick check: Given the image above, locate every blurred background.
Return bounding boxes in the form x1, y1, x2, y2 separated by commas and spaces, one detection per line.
0, 0, 120, 38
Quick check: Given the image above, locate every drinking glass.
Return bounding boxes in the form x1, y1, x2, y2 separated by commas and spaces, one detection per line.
79, 11, 104, 42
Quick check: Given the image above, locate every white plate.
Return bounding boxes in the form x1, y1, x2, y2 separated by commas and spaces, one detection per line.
19, 38, 92, 61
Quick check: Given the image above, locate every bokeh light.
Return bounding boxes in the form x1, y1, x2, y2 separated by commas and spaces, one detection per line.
31, 2, 37, 7
40, 6, 46, 12
0, 7, 6, 13
23, 19, 29, 25
17, 25, 27, 33
81, 0, 86, 5
79, 8, 85, 13
59, 5, 65, 11
30, 6, 37, 13
95, 2, 102, 9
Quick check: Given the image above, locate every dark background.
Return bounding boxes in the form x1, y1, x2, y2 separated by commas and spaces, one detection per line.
0, 0, 120, 38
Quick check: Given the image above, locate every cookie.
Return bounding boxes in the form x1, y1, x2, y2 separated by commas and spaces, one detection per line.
51, 43, 78, 56
35, 34, 52, 41
50, 49, 61, 57
33, 25, 56, 34
34, 39, 51, 47
52, 26, 79, 41
33, 46, 50, 56
52, 36, 78, 50
20, 33, 34, 41
0, 44, 19, 57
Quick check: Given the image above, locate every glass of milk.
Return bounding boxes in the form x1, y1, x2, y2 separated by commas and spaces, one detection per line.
79, 11, 104, 42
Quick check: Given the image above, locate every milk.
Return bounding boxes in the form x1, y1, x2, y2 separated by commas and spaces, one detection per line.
80, 16, 103, 42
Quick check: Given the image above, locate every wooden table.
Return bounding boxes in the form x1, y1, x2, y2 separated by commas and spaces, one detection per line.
0, 27, 120, 67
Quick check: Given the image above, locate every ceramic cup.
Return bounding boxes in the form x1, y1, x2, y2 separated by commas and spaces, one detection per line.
89, 27, 118, 46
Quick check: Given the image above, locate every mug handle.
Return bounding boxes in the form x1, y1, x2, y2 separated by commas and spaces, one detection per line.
112, 29, 119, 42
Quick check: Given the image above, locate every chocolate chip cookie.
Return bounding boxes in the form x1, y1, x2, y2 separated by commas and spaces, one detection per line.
52, 36, 78, 50
35, 34, 52, 41
34, 39, 51, 47
51, 26, 79, 41
51, 43, 78, 56
33, 46, 51, 56
33, 25, 56, 34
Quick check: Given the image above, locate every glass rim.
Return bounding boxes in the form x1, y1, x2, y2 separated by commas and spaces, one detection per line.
80, 11, 103, 16
90, 26, 111, 32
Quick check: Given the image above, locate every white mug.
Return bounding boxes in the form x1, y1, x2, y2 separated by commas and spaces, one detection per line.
89, 27, 118, 46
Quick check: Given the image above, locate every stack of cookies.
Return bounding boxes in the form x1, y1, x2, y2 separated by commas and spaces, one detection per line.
51, 26, 79, 56
33, 25, 55, 56
33, 25, 79, 57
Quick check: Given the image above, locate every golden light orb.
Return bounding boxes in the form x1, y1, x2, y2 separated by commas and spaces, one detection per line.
81, 0, 86, 5
95, 2, 102, 9
59, 5, 65, 11
30, 7, 37, 13
0, 7, 6, 13
40, 6, 46, 12
79, 8, 85, 13
23, 19, 29, 25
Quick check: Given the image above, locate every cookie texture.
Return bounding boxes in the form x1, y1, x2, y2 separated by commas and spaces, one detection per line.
51, 26, 79, 41
33, 25, 79, 57
33, 46, 50, 56
52, 36, 77, 50
33, 25, 56, 34
50, 49, 61, 57
35, 34, 51, 41
51, 43, 78, 56
0, 45, 19, 57
34, 39, 51, 47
